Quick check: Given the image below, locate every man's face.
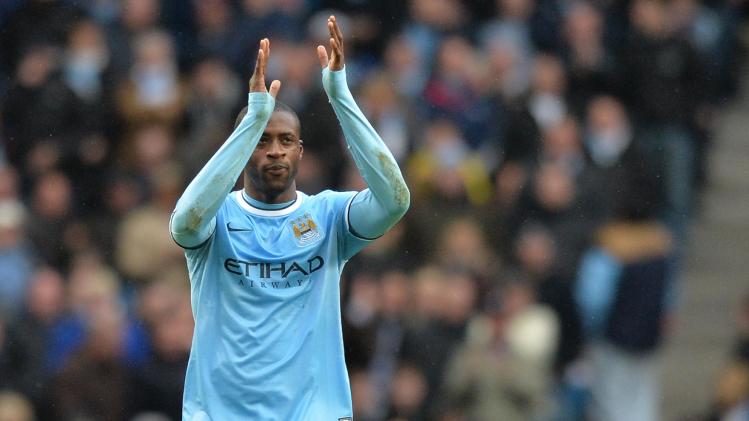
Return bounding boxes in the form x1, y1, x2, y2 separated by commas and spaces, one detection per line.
245, 110, 303, 199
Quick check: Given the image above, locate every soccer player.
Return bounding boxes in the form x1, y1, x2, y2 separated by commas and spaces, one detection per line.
169, 16, 410, 420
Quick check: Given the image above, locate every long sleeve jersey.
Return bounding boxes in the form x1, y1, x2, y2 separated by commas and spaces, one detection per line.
170, 67, 409, 421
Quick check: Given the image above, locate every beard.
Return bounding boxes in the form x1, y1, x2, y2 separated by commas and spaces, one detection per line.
247, 164, 298, 199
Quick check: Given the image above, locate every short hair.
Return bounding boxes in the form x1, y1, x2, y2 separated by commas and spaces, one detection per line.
234, 100, 299, 130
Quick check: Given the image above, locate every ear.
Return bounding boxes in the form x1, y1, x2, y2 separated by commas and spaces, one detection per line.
298, 139, 304, 158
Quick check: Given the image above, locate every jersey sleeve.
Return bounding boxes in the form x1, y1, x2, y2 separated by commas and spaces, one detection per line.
170, 92, 274, 249
322, 67, 410, 240
326, 191, 374, 262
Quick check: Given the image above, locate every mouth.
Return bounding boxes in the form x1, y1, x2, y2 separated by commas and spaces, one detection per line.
263, 164, 289, 175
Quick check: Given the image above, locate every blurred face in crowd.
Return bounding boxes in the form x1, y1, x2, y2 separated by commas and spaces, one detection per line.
532, 54, 566, 95
515, 225, 556, 276
0, 200, 25, 249
32, 171, 72, 219
122, 0, 160, 31
631, 0, 668, 37
349, 370, 376, 416
436, 36, 475, 80
564, 2, 603, 47
27, 268, 66, 323
497, 0, 534, 20
585, 96, 632, 166
195, 0, 230, 33
16, 47, 56, 88
542, 117, 581, 161
0, 167, 19, 200
533, 163, 575, 212
412, 266, 445, 319
68, 20, 108, 62
245, 110, 303, 202
346, 273, 380, 323
441, 272, 477, 324
134, 31, 175, 69
380, 271, 411, 317
437, 218, 489, 271
132, 124, 175, 170
410, 0, 466, 30
0, 391, 35, 421
390, 365, 429, 416
242, 0, 277, 17
152, 291, 194, 360
385, 36, 420, 76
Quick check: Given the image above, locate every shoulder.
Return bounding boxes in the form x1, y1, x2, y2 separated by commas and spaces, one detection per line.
596, 221, 674, 263
304, 190, 358, 210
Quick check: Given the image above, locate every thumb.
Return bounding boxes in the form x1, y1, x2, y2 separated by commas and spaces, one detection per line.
269, 80, 281, 98
316, 45, 328, 68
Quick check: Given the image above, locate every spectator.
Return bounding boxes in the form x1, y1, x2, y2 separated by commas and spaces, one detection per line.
105, 0, 162, 76
26, 171, 75, 269
579, 95, 661, 225
407, 119, 492, 207
703, 294, 749, 420
509, 162, 593, 277
189, 0, 238, 66
621, 0, 707, 241
386, 363, 429, 421
402, 269, 477, 418
0, 1, 743, 419
440, 281, 558, 420
132, 279, 193, 420
1, 268, 68, 413
2, 46, 83, 176
562, 2, 619, 116
116, 30, 185, 129
0, 390, 35, 421
0, 0, 82, 75
181, 56, 243, 175
115, 164, 185, 284
575, 172, 675, 421
0, 199, 33, 319
50, 298, 134, 421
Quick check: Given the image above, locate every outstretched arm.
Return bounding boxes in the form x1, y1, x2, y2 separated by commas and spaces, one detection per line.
171, 39, 281, 248
317, 16, 410, 239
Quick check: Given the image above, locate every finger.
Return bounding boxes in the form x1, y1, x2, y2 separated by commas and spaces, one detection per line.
252, 47, 263, 76
316, 45, 328, 68
269, 79, 281, 98
263, 38, 270, 62
330, 38, 341, 57
332, 17, 344, 46
328, 19, 336, 41
257, 48, 265, 77
330, 38, 341, 62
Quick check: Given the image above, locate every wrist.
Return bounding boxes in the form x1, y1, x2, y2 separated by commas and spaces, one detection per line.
323, 66, 349, 95
247, 92, 274, 104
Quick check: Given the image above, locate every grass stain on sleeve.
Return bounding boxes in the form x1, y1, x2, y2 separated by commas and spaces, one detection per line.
377, 151, 410, 210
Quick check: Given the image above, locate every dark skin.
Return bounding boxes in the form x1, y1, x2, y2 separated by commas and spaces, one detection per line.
243, 16, 345, 204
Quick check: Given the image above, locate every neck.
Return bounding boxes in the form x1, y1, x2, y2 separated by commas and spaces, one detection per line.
244, 182, 298, 204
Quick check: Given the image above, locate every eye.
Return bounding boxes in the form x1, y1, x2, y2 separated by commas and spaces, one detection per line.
281, 136, 296, 146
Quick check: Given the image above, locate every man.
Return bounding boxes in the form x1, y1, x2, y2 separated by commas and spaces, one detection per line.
575, 170, 674, 421
170, 16, 410, 420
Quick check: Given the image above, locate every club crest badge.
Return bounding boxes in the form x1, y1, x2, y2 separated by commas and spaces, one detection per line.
291, 213, 321, 246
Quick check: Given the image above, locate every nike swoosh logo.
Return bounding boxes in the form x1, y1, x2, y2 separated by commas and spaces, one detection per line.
227, 222, 253, 232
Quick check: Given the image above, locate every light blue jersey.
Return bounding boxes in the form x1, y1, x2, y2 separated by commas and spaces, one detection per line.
172, 67, 409, 420
181, 190, 368, 420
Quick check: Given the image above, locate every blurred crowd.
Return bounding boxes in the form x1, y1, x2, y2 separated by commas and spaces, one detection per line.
0, 0, 747, 420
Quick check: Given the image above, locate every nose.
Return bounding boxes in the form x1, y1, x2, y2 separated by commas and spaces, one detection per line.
266, 139, 285, 158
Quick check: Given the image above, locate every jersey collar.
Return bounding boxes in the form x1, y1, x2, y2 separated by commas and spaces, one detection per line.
233, 190, 305, 217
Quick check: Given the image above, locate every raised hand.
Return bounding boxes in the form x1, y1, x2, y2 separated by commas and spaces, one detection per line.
249, 38, 281, 98
316, 15, 345, 71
